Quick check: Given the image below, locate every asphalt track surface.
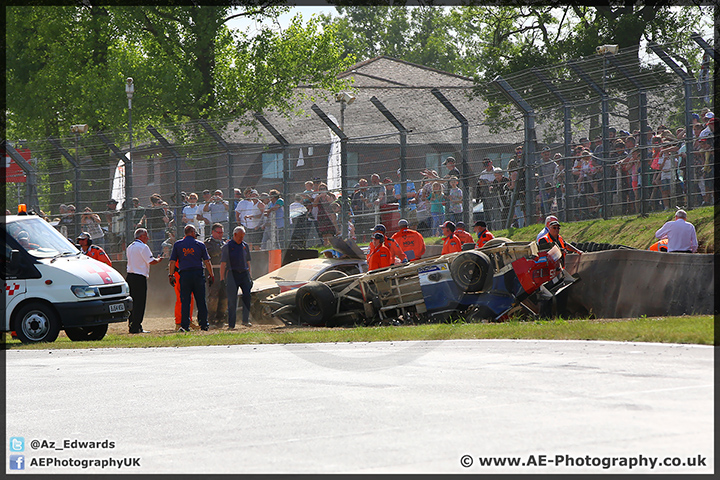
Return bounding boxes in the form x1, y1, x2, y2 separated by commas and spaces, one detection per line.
6, 340, 713, 474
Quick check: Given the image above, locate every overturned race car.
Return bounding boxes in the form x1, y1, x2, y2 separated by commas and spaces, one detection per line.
261, 238, 577, 327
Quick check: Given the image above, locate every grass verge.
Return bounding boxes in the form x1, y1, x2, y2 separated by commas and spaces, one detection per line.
3, 315, 713, 350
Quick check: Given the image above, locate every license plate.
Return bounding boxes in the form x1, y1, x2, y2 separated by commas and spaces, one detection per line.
109, 303, 125, 313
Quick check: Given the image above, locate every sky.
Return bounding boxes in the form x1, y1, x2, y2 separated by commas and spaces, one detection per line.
225, 5, 337, 35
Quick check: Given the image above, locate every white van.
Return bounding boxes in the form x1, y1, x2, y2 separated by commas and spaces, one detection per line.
3, 214, 133, 343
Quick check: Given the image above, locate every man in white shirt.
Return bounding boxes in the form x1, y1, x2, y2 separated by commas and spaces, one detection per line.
654, 209, 698, 253
234, 189, 263, 249
182, 192, 206, 241
126, 228, 162, 333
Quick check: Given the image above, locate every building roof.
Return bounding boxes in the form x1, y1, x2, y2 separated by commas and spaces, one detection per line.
224, 56, 522, 147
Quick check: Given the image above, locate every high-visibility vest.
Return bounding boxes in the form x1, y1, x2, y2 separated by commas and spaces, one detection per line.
649, 238, 668, 252
367, 244, 393, 271
476, 230, 495, 249
392, 228, 426, 261
442, 234, 462, 255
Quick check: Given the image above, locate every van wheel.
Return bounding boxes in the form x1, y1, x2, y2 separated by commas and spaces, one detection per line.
64, 324, 108, 341
296, 281, 337, 326
14, 303, 61, 343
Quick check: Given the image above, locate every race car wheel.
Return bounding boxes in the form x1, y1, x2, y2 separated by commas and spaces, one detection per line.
14, 302, 61, 344
315, 270, 348, 283
296, 281, 337, 326
64, 324, 108, 342
451, 251, 492, 293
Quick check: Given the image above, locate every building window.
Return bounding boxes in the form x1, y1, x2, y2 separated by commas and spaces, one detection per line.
262, 152, 284, 179
425, 152, 453, 173
147, 157, 155, 185
347, 152, 359, 182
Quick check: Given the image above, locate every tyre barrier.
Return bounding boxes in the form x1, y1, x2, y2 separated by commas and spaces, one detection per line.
570, 242, 637, 252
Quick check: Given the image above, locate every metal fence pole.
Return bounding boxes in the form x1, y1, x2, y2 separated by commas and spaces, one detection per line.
491, 76, 536, 229
311, 104, 349, 240
648, 42, 696, 210
369, 96, 408, 221
254, 113, 291, 248
47, 136, 81, 236
531, 68, 573, 222
4, 141, 39, 212
568, 61, 610, 219
431, 88, 470, 224
199, 119, 236, 234
147, 125, 181, 239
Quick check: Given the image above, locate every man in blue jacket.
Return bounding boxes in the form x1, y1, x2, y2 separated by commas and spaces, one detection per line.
168, 224, 215, 332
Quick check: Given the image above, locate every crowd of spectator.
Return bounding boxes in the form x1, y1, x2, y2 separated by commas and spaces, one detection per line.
13, 107, 713, 257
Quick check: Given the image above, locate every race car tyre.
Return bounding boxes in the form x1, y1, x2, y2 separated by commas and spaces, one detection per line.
315, 270, 348, 283
64, 324, 108, 341
481, 237, 512, 248
296, 281, 338, 326
451, 251, 492, 293
14, 302, 61, 344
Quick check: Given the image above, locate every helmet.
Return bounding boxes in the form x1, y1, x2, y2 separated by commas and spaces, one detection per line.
77, 232, 93, 245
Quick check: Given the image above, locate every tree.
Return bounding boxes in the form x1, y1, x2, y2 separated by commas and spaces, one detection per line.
6, 4, 354, 142
321, 4, 712, 134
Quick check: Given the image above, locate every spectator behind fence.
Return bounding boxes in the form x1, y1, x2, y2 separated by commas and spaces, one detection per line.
203, 189, 230, 233
429, 181, 446, 236
57, 204, 77, 239
182, 193, 206, 241
235, 189, 263, 250
313, 182, 337, 247
393, 168, 417, 228
80, 206, 105, 249
104, 199, 124, 257
506, 145, 526, 228
262, 189, 285, 249
129, 197, 146, 229
446, 176, 463, 225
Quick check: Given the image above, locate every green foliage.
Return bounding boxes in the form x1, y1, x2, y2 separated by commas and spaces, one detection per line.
6, 5, 353, 144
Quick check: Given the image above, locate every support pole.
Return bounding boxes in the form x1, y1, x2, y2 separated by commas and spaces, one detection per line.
369, 96, 409, 221
312, 105, 348, 240
254, 113, 291, 248
47, 136, 81, 237
199, 119, 237, 235
431, 88, 470, 224
147, 125, 182, 238
648, 42, 696, 210
568, 61, 610, 219
4, 141, 39, 213
491, 76, 536, 229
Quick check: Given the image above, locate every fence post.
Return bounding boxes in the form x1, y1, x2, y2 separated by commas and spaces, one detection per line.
648, 42, 696, 210
199, 119, 236, 235
97, 131, 135, 247
431, 88, 470, 225
147, 125, 182, 239
605, 54, 650, 216
4, 141, 39, 213
568, 61, 610, 220
531, 68, 573, 222
47, 136, 82, 237
491, 76, 536, 229
369, 96, 408, 221
311, 104, 349, 240
254, 113, 291, 248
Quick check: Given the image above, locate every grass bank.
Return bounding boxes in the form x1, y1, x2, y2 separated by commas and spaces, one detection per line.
4, 315, 713, 350
421, 205, 715, 253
